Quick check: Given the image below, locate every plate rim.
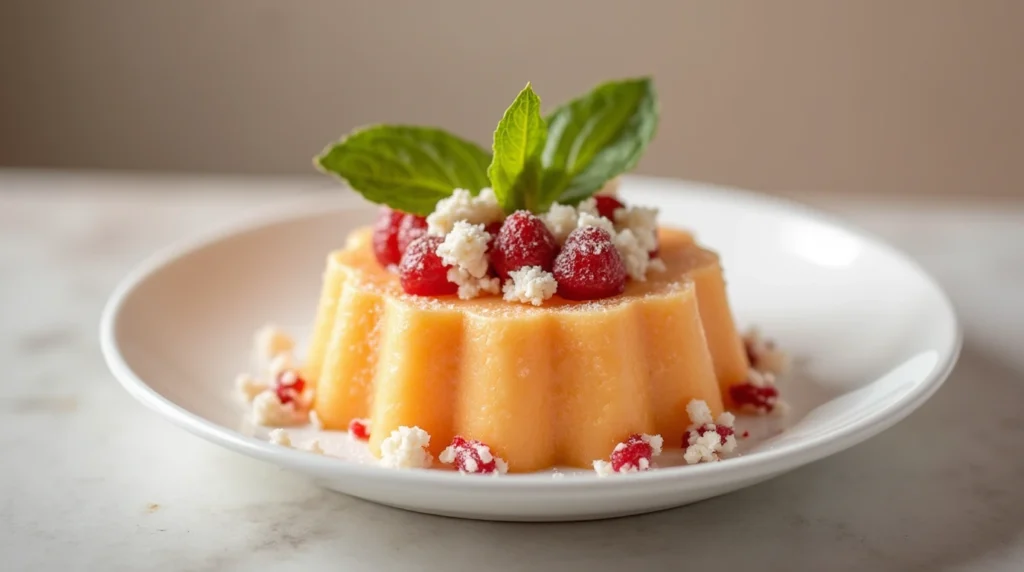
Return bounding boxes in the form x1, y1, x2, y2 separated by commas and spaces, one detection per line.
99, 175, 963, 491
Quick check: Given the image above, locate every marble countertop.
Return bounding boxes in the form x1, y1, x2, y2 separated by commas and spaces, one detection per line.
3, 170, 1023, 571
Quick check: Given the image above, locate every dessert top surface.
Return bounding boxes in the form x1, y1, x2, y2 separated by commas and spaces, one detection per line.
329, 226, 721, 316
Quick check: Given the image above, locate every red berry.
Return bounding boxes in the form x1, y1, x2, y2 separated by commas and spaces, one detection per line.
441, 436, 505, 474
594, 195, 625, 220
348, 418, 371, 440
371, 207, 405, 267
489, 211, 558, 279
729, 382, 780, 413
685, 422, 735, 447
274, 370, 306, 405
398, 235, 458, 296
484, 221, 503, 237
397, 214, 428, 255
610, 434, 656, 472
552, 227, 626, 300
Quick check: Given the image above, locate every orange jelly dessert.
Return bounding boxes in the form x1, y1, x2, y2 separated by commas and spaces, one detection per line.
303, 226, 749, 472
230, 76, 786, 475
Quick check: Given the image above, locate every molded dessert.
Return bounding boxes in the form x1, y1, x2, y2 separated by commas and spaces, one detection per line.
303, 226, 749, 472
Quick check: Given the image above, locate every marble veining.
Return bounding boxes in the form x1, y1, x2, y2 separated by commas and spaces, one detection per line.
2, 171, 1023, 571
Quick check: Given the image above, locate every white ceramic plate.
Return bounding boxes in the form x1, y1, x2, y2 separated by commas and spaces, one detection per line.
100, 176, 961, 522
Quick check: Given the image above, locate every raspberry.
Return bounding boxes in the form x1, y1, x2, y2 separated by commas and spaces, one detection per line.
594, 195, 625, 220
610, 434, 659, 472
274, 370, 306, 405
398, 235, 458, 296
348, 418, 371, 440
552, 226, 626, 300
685, 422, 735, 446
396, 214, 428, 255
439, 436, 508, 474
372, 207, 405, 267
489, 211, 558, 279
729, 381, 780, 413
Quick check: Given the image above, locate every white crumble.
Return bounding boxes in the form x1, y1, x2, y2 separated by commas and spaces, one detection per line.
447, 267, 501, 300
253, 324, 294, 370
503, 266, 558, 306
269, 428, 292, 447
309, 409, 323, 430
267, 353, 295, 380
426, 188, 504, 235
251, 390, 307, 427
593, 460, 614, 477
437, 221, 492, 279
303, 440, 325, 455
743, 327, 791, 375
577, 212, 616, 235
683, 431, 722, 464
551, 471, 565, 479
613, 228, 652, 281
576, 197, 598, 216
648, 257, 667, 273
379, 426, 433, 469
613, 205, 659, 253
639, 433, 664, 455
439, 441, 509, 475
234, 373, 267, 403
596, 177, 620, 197
542, 202, 580, 244
686, 399, 715, 426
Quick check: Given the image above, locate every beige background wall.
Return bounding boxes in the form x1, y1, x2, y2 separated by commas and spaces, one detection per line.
2, 1, 1023, 197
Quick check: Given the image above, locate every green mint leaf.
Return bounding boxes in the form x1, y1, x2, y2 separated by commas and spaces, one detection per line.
540, 77, 659, 207
315, 125, 491, 216
488, 83, 548, 213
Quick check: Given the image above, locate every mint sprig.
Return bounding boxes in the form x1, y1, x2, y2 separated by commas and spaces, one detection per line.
487, 83, 547, 213
315, 125, 491, 216
314, 77, 659, 216
540, 77, 658, 206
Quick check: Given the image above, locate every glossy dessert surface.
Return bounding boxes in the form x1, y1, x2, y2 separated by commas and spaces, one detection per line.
305, 226, 749, 471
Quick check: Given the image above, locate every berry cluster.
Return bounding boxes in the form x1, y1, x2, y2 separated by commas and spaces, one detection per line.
372, 199, 648, 301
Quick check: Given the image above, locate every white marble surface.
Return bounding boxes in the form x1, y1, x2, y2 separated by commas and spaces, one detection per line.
2, 170, 1024, 571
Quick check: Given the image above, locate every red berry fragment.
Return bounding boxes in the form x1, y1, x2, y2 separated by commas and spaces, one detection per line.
610, 434, 660, 472
372, 207, 405, 267
594, 195, 625, 220
274, 370, 306, 405
685, 421, 735, 447
552, 226, 626, 300
396, 214, 428, 255
439, 436, 508, 474
348, 418, 371, 440
729, 381, 780, 413
398, 235, 458, 296
489, 211, 558, 279
484, 221, 503, 237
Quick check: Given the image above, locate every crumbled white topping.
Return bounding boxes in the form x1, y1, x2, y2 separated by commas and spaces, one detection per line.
552, 471, 565, 479
639, 433, 664, 456
503, 266, 558, 305
253, 324, 294, 368
439, 441, 509, 475
748, 369, 777, 388
593, 460, 614, 477
303, 440, 325, 455
542, 202, 579, 245
437, 221, 492, 278
379, 426, 433, 469
613, 205, 659, 253
426, 188, 504, 235
682, 400, 739, 464
251, 390, 307, 427
648, 257, 667, 273
309, 409, 323, 430
577, 212, 616, 235
613, 228, 652, 281
743, 328, 791, 375
684, 430, 723, 464
576, 197, 598, 216
235, 373, 267, 403
269, 428, 292, 446
267, 353, 295, 380
436, 221, 501, 300
446, 267, 501, 300
686, 399, 715, 426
